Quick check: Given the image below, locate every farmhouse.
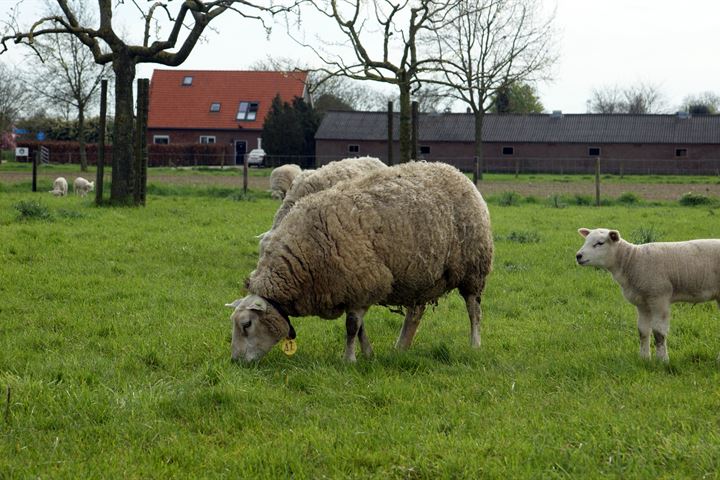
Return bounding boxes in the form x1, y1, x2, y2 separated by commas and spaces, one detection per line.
147, 69, 310, 165
315, 111, 720, 175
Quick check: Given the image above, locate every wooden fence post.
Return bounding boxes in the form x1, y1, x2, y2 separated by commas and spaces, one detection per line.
95, 79, 107, 205
243, 153, 248, 194
32, 150, 38, 192
595, 156, 601, 207
411, 100, 419, 161
387, 101, 394, 166
473, 156, 478, 186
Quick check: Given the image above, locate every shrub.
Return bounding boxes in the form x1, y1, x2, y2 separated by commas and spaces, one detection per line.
617, 192, 641, 205
571, 194, 593, 206
14, 200, 52, 220
497, 191, 521, 206
679, 192, 714, 206
547, 194, 566, 209
630, 226, 663, 244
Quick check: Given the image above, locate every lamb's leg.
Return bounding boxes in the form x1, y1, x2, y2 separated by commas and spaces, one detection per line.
637, 306, 652, 359
464, 294, 482, 348
395, 305, 426, 350
344, 309, 368, 362
650, 300, 671, 362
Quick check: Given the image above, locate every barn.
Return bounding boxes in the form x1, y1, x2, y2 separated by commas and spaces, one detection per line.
315, 111, 720, 175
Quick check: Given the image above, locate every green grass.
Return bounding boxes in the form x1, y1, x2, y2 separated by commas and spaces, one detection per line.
2, 188, 720, 477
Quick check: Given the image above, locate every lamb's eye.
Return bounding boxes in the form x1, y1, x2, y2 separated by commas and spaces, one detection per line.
593, 241, 604, 247
241, 320, 251, 330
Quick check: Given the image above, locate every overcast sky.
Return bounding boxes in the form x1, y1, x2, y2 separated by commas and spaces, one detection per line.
1, 0, 719, 114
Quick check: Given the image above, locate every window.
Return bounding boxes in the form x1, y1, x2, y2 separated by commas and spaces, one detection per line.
419, 146, 431, 155
675, 148, 688, 157
348, 144, 360, 153
210, 102, 221, 112
502, 146, 514, 156
200, 136, 216, 144
236, 101, 259, 121
182, 76, 193, 86
153, 135, 169, 145
588, 147, 601, 156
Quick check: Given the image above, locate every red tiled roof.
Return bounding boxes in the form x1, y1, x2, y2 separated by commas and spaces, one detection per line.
148, 69, 308, 130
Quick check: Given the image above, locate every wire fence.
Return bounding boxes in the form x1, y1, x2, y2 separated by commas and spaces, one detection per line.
9, 149, 720, 176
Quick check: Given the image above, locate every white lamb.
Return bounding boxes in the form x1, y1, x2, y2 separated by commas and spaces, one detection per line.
576, 227, 720, 362
49, 177, 68, 196
74, 177, 94, 197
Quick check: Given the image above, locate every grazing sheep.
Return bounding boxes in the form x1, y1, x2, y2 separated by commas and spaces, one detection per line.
269, 164, 302, 200
227, 161, 494, 362
259, 156, 386, 252
49, 177, 68, 196
576, 227, 720, 362
73, 177, 94, 197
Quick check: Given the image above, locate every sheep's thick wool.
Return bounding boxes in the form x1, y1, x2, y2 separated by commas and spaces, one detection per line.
249, 161, 493, 319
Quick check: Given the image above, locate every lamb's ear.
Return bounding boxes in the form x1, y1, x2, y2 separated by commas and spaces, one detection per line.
609, 230, 620, 242
578, 228, 591, 238
225, 299, 244, 309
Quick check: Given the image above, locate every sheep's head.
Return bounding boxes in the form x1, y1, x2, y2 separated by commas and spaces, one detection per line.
225, 295, 295, 362
576, 228, 621, 268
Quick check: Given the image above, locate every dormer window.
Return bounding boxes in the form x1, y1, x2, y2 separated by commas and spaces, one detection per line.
237, 101, 259, 121
210, 102, 221, 112
182, 76, 193, 86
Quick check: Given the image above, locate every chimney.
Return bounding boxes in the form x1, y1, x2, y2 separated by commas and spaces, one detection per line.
257, 138, 262, 148
551, 110, 563, 118
676, 111, 690, 119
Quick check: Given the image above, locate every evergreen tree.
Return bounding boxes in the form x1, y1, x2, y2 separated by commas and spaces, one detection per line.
262, 94, 320, 167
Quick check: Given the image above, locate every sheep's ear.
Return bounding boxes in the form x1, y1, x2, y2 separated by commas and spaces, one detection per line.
225, 299, 244, 309
246, 297, 267, 312
578, 228, 591, 238
609, 230, 620, 242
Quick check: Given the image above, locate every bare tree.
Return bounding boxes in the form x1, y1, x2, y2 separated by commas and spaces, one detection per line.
590, 83, 667, 114
681, 91, 720, 115
294, 0, 454, 163
249, 55, 386, 111
428, 0, 556, 180
0, 62, 30, 138
23, 1, 110, 171
2, 1, 298, 205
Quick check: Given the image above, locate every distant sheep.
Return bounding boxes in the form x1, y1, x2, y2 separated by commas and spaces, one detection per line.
74, 177, 94, 197
227, 161, 494, 362
269, 164, 302, 200
49, 177, 68, 196
259, 156, 386, 254
576, 227, 720, 361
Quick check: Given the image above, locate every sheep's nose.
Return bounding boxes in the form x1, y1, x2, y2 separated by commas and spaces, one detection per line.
575, 253, 583, 261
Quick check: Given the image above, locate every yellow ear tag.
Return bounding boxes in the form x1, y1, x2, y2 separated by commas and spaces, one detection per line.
281, 338, 297, 356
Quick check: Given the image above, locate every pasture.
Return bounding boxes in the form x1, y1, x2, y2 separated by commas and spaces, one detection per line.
2, 177, 720, 478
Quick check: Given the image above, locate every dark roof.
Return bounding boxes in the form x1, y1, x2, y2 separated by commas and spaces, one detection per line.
315, 111, 720, 144
148, 70, 308, 130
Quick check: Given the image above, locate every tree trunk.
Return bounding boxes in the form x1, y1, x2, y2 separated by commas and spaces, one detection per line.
78, 105, 88, 172
398, 82, 412, 163
474, 112, 485, 182
110, 54, 136, 205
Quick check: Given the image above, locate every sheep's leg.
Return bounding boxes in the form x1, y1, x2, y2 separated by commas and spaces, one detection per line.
464, 294, 482, 348
637, 306, 652, 359
650, 301, 671, 362
345, 309, 369, 362
358, 310, 372, 357
395, 305, 426, 350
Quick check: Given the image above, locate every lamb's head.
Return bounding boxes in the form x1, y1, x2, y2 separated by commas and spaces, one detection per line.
576, 228, 621, 268
225, 295, 295, 362
87, 181, 95, 192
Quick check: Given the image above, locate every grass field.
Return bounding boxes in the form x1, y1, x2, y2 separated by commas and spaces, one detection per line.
2, 184, 720, 478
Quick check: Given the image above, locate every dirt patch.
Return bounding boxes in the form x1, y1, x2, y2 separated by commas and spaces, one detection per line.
3, 171, 719, 201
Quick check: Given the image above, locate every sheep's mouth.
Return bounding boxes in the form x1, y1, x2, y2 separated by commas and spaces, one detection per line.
577, 259, 590, 265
